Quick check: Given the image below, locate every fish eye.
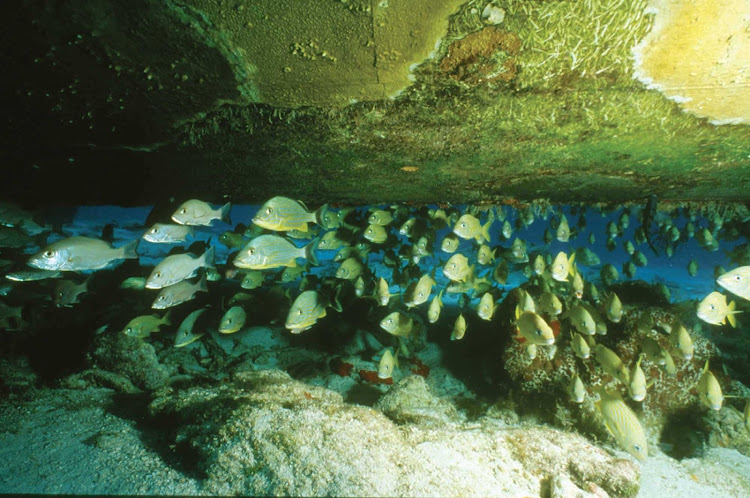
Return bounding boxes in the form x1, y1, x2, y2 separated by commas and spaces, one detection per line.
226, 318, 232, 324
44, 250, 54, 258
633, 444, 642, 452
709, 304, 715, 310
266, 207, 273, 214
387, 318, 393, 324
126, 327, 132, 333
180, 208, 187, 214
536, 329, 542, 336
298, 309, 303, 315
158, 295, 165, 301
58, 291, 64, 297
249, 248, 255, 255
155, 272, 161, 278
150, 228, 158, 234
460, 223, 466, 228
735, 275, 742, 281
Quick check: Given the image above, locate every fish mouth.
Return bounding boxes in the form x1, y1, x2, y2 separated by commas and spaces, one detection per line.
545, 338, 555, 345
251, 218, 272, 230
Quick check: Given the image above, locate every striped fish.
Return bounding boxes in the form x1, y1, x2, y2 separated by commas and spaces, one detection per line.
174, 308, 207, 347
233, 235, 318, 270
697, 360, 723, 410
597, 390, 648, 461
285, 290, 340, 334
252, 196, 326, 232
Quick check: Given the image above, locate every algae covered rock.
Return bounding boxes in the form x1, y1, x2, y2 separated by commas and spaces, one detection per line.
92, 333, 170, 391
148, 368, 640, 496
374, 374, 461, 426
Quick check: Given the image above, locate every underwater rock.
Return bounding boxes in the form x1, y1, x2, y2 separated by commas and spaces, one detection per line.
92, 333, 170, 391
702, 404, 750, 457
60, 368, 139, 394
0, 356, 38, 394
148, 369, 640, 496
374, 374, 461, 426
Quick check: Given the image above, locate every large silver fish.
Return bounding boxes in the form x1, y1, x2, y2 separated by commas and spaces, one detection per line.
28, 236, 138, 271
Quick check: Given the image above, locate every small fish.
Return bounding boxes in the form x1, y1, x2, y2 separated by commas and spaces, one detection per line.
443, 254, 473, 282
399, 217, 417, 236
334, 245, 369, 263
551, 251, 575, 282
318, 230, 350, 251
516, 288, 536, 313
453, 214, 491, 243
525, 343, 538, 360
569, 374, 586, 403
234, 235, 318, 270
241, 270, 265, 289
556, 215, 570, 242
380, 311, 416, 337
509, 238, 528, 263
143, 223, 194, 244
492, 260, 509, 285
660, 349, 676, 375
285, 289, 341, 334
579, 302, 607, 335
604, 293, 623, 323
477, 292, 497, 321
515, 308, 555, 345
363, 224, 388, 244
146, 247, 215, 289
122, 312, 171, 338
219, 306, 247, 334
174, 308, 207, 347
441, 233, 460, 253
716, 266, 750, 301
538, 291, 562, 317
377, 348, 399, 379
354, 276, 367, 297
287, 226, 319, 240
252, 196, 324, 232
368, 209, 394, 226
597, 389, 648, 461
623, 240, 635, 255
697, 360, 723, 410
219, 231, 245, 249
152, 276, 208, 309
376, 277, 391, 306
336, 257, 364, 281
600, 264, 619, 286
404, 273, 436, 308
697, 291, 740, 327
586, 282, 600, 303
606, 221, 620, 238
414, 233, 434, 257
669, 323, 693, 360
171, 199, 231, 226
6, 269, 61, 282
641, 337, 667, 366
622, 261, 636, 279
501, 220, 513, 239
28, 236, 138, 272
594, 344, 630, 384
54, 277, 91, 308
628, 354, 647, 402
588, 232, 596, 245
451, 313, 467, 341
280, 263, 308, 283
477, 244, 496, 265
632, 251, 648, 267
532, 254, 546, 275
120, 276, 147, 290
574, 247, 600, 266
566, 303, 596, 336
571, 332, 591, 360
571, 271, 584, 299
427, 289, 444, 323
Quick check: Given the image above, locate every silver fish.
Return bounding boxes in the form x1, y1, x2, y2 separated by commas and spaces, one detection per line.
28, 236, 138, 271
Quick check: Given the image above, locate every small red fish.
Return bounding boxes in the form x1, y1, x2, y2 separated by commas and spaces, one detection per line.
358, 369, 393, 385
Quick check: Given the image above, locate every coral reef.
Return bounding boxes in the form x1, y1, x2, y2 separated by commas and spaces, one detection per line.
439, 26, 520, 84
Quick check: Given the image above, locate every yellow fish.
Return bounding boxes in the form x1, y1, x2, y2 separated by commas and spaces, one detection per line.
532, 254, 546, 275
364, 224, 388, 244
427, 289, 444, 323
569, 374, 586, 403
571, 333, 590, 360
404, 273, 436, 308
551, 251, 575, 282
669, 323, 693, 360
600, 264, 619, 286
441, 233, 460, 253
451, 313, 467, 341
240, 271, 265, 289
234, 235, 318, 270
378, 348, 399, 379
443, 254, 473, 282
122, 312, 171, 339
697, 291, 740, 327
628, 354, 647, 402
174, 308, 207, 347
604, 292, 622, 323
717, 266, 750, 301
477, 292, 497, 321
538, 291, 562, 316
515, 307, 555, 345
219, 306, 247, 334
565, 302, 596, 336
453, 214, 491, 243
368, 210, 394, 226
252, 196, 325, 232
376, 277, 391, 306
597, 389, 648, 461
336, 257, 364, 281
477, 244, 496, 265
697, 360, 723, 410
594, 344, 630, 384
556, 215, 570, 242
380, 311, 415, 337
171, 200, 231, 226
285, 289, 341, 334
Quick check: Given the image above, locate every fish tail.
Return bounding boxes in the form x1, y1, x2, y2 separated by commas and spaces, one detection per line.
315, 204, 329, 227
305, 237, 320, 266
727, 301, 739, 328
203, 246, 216, 269
120, 239, 139, 259
220, 202, 232, 225
481, 220, 492, 244
162, 309, 173, 326
197, 274, 208, 293
331, 284, 343, 312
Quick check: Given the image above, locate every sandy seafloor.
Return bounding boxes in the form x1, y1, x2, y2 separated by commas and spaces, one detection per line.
1, 203, 749, 496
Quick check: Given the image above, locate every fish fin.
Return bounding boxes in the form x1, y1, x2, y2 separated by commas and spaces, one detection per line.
727, 306, 738, 328
220, 202, 232, 225
101, 224, 115, 244
568, 253, 576, 275
481, 220, 492, 244
120, 239, 139, 259
315, 204, 329, 227
203, 246, 216, 269
162, 309, 173, 326
197, 274, 208, 292
515, 305, 521, 320
305, 238, 320, 266
331, 284, 343, 312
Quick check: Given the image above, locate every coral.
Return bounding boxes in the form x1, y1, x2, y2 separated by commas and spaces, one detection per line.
439, 27, 520, 84
358, 369, 392, 385
330, 358, 354, 377
405, 356, 430, 378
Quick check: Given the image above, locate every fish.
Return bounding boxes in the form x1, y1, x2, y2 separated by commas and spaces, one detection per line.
336, 257, 364, 281
622, 261, 636, 279
588, 233, 596, 245
565, 302, 596, 336
152, 276, 208, 309
318, 230, 350, 251
525, 343, 538, 360
628, 354, 647, 402
594, 344, 630, 384
443, 254, 473, 282
531, 254, 546, 275
604, 293, 623, 323
404, 273, 436, 308
538, 291, 562, 316
501, 220, 513, 239
556, 215, 570, 242
508, 238, 528, 263
586, 282, 600, 303
143, 223, 194, 244
280, 263, 309, 283
600, 264, 619, 286
363, 224, 388, 244
28, 236, 138, 271
550, 251, 575, 282
354, 276, 367, 297
334, 245, 369, 263
697, 291, 740, 327
376, 277, 391, 306
321, 207, 352, 230
6, 269, 61, 282
368, 209, 394, 226
571, 271, 584, 299
477, 292, 497, 321
669, 323, 693, 360
716, 266, 750, 301
515, 308, 555, 345
660, 348, 676, 375
440, 233, 460, 254
234, 235, 318, 270
597, 389, 648, 461
623, 240, 635, 256
120, 276, 147, 290
579, 301, 607, 335
219, 231, 246, 249
285, 289, 341, 334
377, 348, 399, 379
171, 199, 231, 226
427, 289, 444, 323
569, 374, 586, 403
453, 214, 491, 243
414, 233, 434, 257
632, 251, 648, 267
122, 312, 171, 339
146, 247, 215, 289
252, 196, 324, 232
380, 311, 416, 337
219, 306, 247, 334
574, 247, 600, 266
451, 313, 467, 341
53, 277, 91, 308
477, 244, 496, 265
641, 337, 668, 366
174, 308, 208, 347
516, 288, 536, 313
697, 360, 723, 410
240, 270, 265, 289
571, 332, 591, 359
492, 260, 509, 285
